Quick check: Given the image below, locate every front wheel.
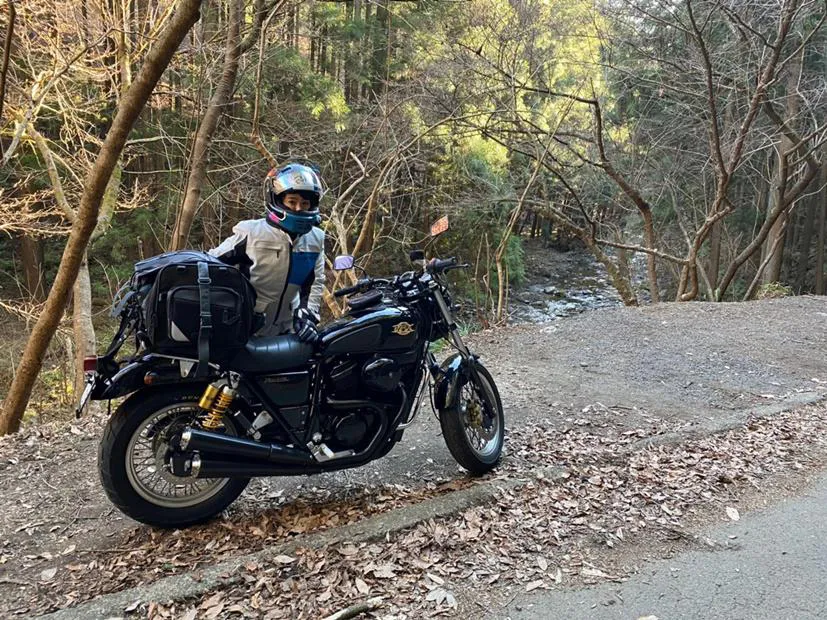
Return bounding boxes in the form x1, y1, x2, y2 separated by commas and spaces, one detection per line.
98, 385, 250, 528
440, 362, 504, 475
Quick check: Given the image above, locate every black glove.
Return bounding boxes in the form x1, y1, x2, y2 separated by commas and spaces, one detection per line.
293, 307, 320, 343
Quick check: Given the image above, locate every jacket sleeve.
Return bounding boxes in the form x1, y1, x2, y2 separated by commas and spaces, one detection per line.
208, 226, 253, 278
305, 247, 326, 315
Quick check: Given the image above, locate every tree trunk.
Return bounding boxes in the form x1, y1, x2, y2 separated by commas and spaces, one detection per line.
706, 219, 721, 293
0, 0, 16, 154
310, 10, 316, 70
19, 234, 45, 301
345, 0, 360, 104
762, 58, 800, 285
793, 186, 817, 292
320, 24, 327, 76
762, 160, 787, 284
816, 156, 827, 295
371, 0, 390, 99
0, 0, 204, 436
641, 206, 660, 302
170, 0, 242, 250
72, 252, 95, 399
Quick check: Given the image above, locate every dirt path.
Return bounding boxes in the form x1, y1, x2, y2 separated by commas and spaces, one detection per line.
1, 242, 826, 615
472, 295, 827, 430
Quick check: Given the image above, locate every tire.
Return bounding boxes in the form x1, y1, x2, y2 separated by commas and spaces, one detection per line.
98, 385, 250, 528
439, 362, 505, 475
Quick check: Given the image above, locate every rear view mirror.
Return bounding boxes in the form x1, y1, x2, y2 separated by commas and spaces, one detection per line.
333, 255, 354, 271
409, 250, 425, 262
430, 215, 449, 237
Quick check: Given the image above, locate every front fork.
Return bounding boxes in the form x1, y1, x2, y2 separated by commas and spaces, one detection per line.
432, 288, 472, 360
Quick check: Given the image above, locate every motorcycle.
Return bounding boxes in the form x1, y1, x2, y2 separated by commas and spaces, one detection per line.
80, 232, 504, 528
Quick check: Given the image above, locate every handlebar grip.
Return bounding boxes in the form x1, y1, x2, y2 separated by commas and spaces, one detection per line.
429, 257, 458, 273
333, 280, 364, 297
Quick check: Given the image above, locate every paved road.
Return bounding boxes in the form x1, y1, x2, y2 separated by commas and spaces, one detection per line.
500, 472, 827, 620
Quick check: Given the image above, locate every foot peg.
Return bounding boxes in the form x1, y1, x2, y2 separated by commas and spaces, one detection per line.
307, 442, 355, 463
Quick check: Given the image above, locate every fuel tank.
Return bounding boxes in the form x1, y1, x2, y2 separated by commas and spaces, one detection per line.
320, 305, 422, 355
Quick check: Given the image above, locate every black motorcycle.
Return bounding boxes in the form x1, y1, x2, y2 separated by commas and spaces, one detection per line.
80, 247, 504, 528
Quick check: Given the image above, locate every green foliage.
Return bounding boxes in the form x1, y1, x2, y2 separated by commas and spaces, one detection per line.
500, 234, 526, 288
254, 48, 349, 121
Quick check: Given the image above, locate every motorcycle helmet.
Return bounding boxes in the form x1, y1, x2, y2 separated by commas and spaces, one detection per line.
264, 163, 324, 235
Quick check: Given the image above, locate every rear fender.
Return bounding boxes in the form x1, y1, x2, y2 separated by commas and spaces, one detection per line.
433, 353, 469, 412
94, 360, 151, 400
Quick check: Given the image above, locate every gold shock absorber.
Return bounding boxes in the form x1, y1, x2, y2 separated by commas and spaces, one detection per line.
199, 384, 235, 430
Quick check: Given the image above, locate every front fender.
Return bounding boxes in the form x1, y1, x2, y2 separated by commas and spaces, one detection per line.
433, 352, 469, 412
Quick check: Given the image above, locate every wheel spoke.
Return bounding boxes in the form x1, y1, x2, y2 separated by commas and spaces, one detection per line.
126, 404, 234, 509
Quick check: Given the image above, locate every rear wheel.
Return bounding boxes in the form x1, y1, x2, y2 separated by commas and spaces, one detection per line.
440, 363, 504, 475
98, 386, 249, 528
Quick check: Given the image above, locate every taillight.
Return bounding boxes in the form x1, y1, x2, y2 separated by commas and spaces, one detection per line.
83, 356, 98, 373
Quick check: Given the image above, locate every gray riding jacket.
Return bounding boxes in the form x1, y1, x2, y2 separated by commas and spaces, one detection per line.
209, 219, 325, 336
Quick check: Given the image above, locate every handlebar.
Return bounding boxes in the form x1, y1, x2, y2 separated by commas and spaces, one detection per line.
333, 258, 467, 298
333, 277, 393, 298
333, 279, 369, 298
427, 257, 469, 274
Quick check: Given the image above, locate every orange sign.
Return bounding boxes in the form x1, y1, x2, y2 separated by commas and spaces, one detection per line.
430, 215, 449, 237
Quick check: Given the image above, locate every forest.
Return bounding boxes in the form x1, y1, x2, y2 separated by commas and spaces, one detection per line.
0, 0, 825, 433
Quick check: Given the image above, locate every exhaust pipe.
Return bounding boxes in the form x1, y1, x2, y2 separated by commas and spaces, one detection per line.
179, 428, 314, 466
190, 456, 321, 478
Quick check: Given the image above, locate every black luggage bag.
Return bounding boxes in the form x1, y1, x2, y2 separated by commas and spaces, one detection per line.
132, 251, 256, 372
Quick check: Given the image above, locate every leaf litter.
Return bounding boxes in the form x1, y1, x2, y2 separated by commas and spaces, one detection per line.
2, 401, 827, 617
70, 405, 827, 616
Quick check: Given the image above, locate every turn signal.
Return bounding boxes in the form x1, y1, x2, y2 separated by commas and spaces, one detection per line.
83, 356, 98, 372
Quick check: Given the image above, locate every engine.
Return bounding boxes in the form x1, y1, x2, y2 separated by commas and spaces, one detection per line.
320, 354, 409, 452
327, 354, 404, 398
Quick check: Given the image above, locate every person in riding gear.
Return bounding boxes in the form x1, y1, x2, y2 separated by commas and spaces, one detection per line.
209, 163, 326, 341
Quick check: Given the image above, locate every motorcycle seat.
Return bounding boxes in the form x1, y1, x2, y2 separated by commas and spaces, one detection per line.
230, 334, 315, 373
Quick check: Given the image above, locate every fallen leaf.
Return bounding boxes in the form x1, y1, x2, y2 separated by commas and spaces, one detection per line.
372, 564, 397, 579
426, 587, 456, 607
581, 567, 618, 579
338, 544, 359, 556
355, 577, 370, 594
180, 609, 197, 620
426, 572, 445, 585
273, 555, 295, 564
39, 567, 57, 581
726, 507, 740, 521
553, 567, 563, 583
445, 591, 458, 609
200, 593, 223, 609
537, 557, 548, 572
204, 602, 225, 619
124, 600, 141, 612
525, 580, 544, 592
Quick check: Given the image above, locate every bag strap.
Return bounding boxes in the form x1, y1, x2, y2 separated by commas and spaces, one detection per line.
196, 261, 212, 378
102, 297, 137, 360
